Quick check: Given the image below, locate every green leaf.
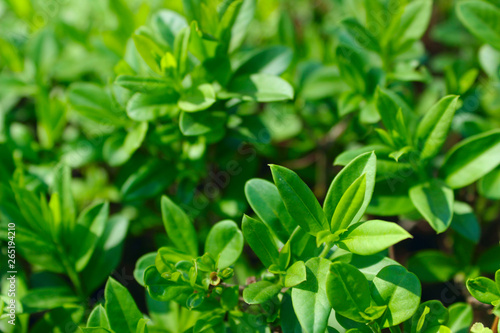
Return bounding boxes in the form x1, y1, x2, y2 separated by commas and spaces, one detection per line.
134, 252, 157, 287
115, 75, 176, 94
21, 287, 79, 313
342, 18, 380, 53
279, 240, 292, 270
457, 1, 500, 50
69, 202, 109, 272
186, 292, 206, 310
229, 0, 256, 52
226, 74, 294, 102
244, 178, 296, 243
179, 111, 226, 136
408, 250, 460, 283
336, 45, 367, 93
233, 46, 293, 76
375, 87, 404, 143
81, 328, 113, 333
326, 261, 371, 323
284, 261, 307, 288
161, 195, 198, 257
450, 201, 480, 244
221, 286, 239, 310
292, 258, 332, 333
217, 1, 244, 49
242, 280, 281, 304
371, 265, 421, 328
466, 277, 500, 304
241, 214, 279, 267
411, 300, 449, 333
478, 167, 500, 199
178, 84, 216, 112
173, 26, 191, 78
330, 174, 367, 232
194, 312, 225, 333
52, 163, 76, 232
87, 304, 110, 329
81, 216, 129, 294
270, 165, 328, 236
103, 122, 148, 167
441, 129, 500, 189
422, 325, 451, 333
281, 293, 303, 333
155, 247, 193, 273
144, 266, 191, 302
126, 92, 179, 121
136, 318, 149, 333
337, 220, 412, 256
389, 0, 432, 54
67, 83, 126, 125
154, 10, 188, 48
331, 249, 399, 281
105, 277, 143, 333
409, 180, 454, 233
477, 246, 500, 276
121, 160, 176, 202
416, 95, 459, 160
446, 303, 473, 333
496, 270, 500, 293
205, 220, 243, 269
324, 152, 376, 224
132, 34, 165, 74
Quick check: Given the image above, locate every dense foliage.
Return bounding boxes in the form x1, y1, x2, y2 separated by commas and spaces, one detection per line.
0, 0, 500, 332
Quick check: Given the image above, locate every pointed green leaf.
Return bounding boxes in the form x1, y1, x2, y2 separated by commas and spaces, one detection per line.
161, 195, 198, 257
292, 258, 332, 333
21, 287, 79, 313
178, 84, 216, 112
409, 180, 454, 233
115, 75, 176, 94
144, 266, 191, 302
457, 1, 500, 50
371, 265, 421, 328
441, 129, 500, 189
227, 74, 294, 102
416, 95, 459, 160
245, 178, 296, 243
330, 174, 367, 231
126, 92, 179, 121
326, 262, 371, 323
446, 303, 473, 333
87, 305, 110, 329
337, 220, 412, 256
179, 110, 226, 136
105, 278, 143, 333
324, 152, 376, 224
284, 261, 307, 288
466, 277, 500, 305
243, 281, 281, 304
242, 215, 279, 267
69, 202, 109, 271
270, 165, 328, 236
205, 220, 243, 269
134, 252, 157, 287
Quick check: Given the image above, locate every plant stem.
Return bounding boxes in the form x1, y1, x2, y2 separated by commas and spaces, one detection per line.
319, 243, 331, 258
492, 316, 499, 333
56, 243, 85, 299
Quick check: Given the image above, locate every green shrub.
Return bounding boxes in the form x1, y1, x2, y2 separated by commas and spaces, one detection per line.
0, 0, 499, 332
